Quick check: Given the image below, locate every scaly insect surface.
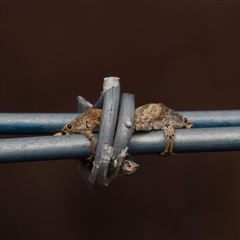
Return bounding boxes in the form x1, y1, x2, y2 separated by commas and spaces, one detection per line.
60, 108, 101, 161
134, 103, 192, 156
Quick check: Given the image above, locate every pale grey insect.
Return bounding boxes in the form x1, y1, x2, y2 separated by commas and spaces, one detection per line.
134, 103, 192, 156
60, 108, 101, 162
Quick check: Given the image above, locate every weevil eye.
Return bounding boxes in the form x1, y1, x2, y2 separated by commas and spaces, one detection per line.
67, 124, 72, 129
125, 162, 131, 168
184, 118, 188, 123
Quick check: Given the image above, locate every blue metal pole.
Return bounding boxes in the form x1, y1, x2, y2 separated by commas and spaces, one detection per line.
89, 77, 121, 186
0, 127, 240, 164
1, 110, 240, 135
182, 110, 240, 128
0, 113, 79, 134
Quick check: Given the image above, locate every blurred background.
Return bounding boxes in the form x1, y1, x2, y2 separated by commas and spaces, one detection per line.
1, 2, 240, 239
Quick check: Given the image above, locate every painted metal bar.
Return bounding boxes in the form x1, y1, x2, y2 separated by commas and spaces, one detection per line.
0, 113, 79, 135
89, 77, 121, 186
0, 127, 240, 164
76, 96, 93, 112
107, 93, 135, 182
1, 110, 240, 135
182, 110, 240, 128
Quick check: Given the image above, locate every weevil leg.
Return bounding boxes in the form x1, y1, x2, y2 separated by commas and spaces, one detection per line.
83, 120, 101, 163
161, 125, 175, 157
83, 130, 96, 163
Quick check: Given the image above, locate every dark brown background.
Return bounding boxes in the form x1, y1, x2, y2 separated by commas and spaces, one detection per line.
1, 2, 240, 239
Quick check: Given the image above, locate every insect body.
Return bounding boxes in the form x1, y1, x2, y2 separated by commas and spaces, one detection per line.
61, 108, 102, 161
134, 103, 192, 156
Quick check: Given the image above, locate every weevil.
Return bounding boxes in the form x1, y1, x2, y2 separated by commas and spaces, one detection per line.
134, 103, 192, 156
